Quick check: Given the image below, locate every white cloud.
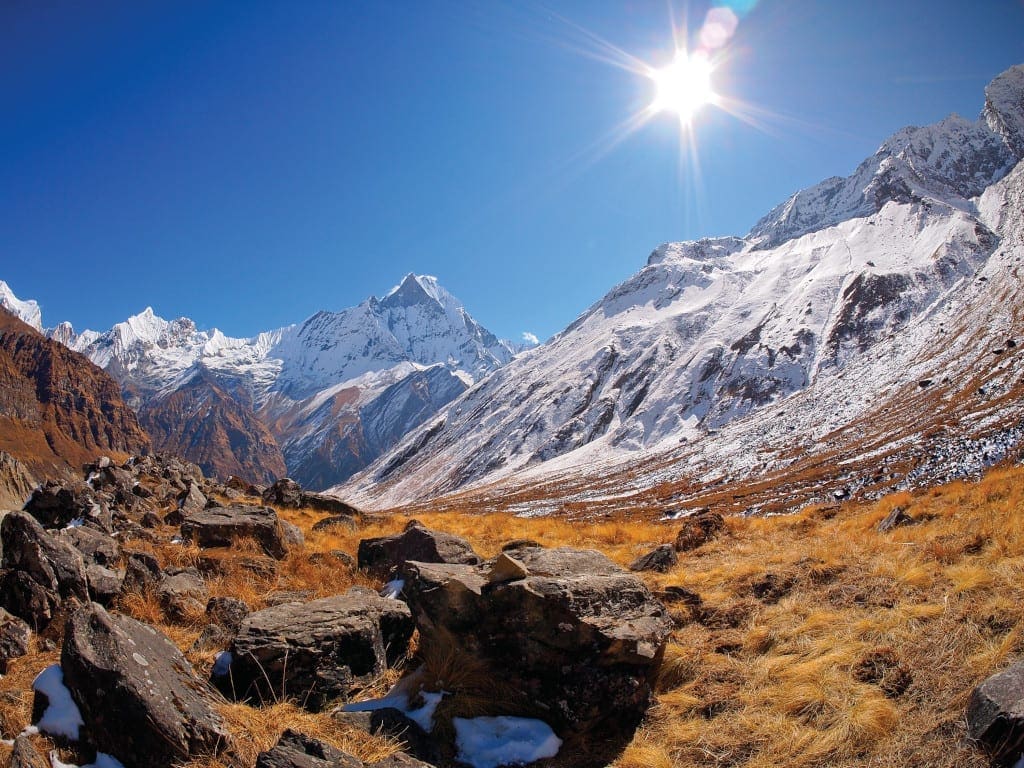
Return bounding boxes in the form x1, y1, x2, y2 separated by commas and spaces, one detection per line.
521, 332, 539, 346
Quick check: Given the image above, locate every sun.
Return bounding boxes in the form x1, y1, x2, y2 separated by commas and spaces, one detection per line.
649, 50, 715, 121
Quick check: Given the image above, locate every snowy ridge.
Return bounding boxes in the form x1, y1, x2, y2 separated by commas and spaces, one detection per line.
7, 273, 526, 488
0, 280, 43, 331
339, 64, 1024, 510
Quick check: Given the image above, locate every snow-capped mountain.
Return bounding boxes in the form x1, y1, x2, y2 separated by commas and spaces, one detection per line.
30, 273, 522, 487
0, 280, 42, 332
340, 64, 1024, 512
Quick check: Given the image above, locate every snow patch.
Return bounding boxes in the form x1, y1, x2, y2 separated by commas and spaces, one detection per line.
453, 716, 562, 768
31, 665, 84, 741
380, 579, 404, 599
49, 751, 126, 768
211, 651, 232, 678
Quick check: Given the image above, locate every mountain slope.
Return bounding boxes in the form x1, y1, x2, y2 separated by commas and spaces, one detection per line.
0, 307, 151, 479
340, 64, 1024, 512
40, 273, 521, 487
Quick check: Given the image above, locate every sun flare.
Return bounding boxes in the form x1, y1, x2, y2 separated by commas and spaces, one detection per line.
649, 50, 715, 120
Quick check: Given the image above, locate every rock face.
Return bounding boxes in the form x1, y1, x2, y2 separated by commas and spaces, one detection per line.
61, 603, 231, 768
967, 659, 1024, 765
401, 544, 673, 744
223, 589, 414, 712
0, 511, 89, 628
0, 307, 150, 480
139, 369, 287, 485
358, 521, 481, 579
0, 451, 35, 511
180, 505, 293, 559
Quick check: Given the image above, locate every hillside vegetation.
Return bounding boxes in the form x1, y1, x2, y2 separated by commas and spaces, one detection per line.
3, 464, 1023, 767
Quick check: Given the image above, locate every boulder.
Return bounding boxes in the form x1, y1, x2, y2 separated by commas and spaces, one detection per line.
157, 568, 208, 621
967, 659, 1024, 765
120, 551, 162, 595
9, 735, 48, 768
877, 507, 915, 533
0, 608, 31, 672
22, 481, 107, 531
401, 545, 673, 743
223, 589, 414, 711
60, 526, 120, 566
358, 521, 481, 579
176, 484, 207, 520
629, 544, 678, 573
61, 603, 231, 768
263, 478, 362, 516
0, 511, 89, 628
181, 505, 291, 559
84, 564, 123, 606
226, 475, 263, 497
311, 515, 358, 533
255, 729, 362, 768
206, 597, 249, 635
674, 511, 726, 551
281, 520, 306, 550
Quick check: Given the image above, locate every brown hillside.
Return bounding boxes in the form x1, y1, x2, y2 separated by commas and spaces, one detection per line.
0, 308, 150, 479
139, 369, 286, 484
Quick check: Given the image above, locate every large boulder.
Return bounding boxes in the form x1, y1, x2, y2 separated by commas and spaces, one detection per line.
61, 603, 231, 768
263, 478, 362, 516
401, 544, 673, 745
358, 521, 481, 580
22, 481, 107, 531
967, 659, 1024, 765
222, 589, 414, 712
157, 568, 208, 622
180, 505, 291, 559
60, 525, 120, 567
0, 511, 89, 628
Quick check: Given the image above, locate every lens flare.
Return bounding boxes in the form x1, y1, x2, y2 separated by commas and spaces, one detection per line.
650, 51, 716, 120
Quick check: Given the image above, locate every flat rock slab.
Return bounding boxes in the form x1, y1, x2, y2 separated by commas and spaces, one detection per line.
181, 505, 290, 559
225, 589, 414, 712
61, 603, 231, 768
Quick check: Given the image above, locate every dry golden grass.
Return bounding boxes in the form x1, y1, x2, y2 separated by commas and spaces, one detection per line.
3, 465, 1024, 767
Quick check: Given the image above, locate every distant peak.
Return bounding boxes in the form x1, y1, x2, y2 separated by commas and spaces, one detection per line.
380, 273, 455, 310
0, 279, 43, 331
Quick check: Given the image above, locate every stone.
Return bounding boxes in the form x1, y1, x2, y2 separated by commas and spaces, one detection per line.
309, 550, 355, 569
157, 568, 208, 622
281, 520, 305, 550
121, 551, 162, 595
401, 545, 673, 745
877, 506, 915, 533
262, 478, 304, 507
255, 729, 362, 768
311, 515, 358, 533
674, 511, 726, 551
0, 511, 89, 628
485, 552, 529, 583
206, 597, 249, 635
222, 590, 414, 711
629, 544, 679, 573
60, 525, 120, 566
84, 564, 123, 607
61, 603, 231, 768
967, 659, 1024, 765
140, 511, 163, 529
181, 505, 291, 559
9, 735, 48, 768
22, 481, 105, 531
0, 608, 31, 672
358, 521, 481, 580
263, 478, 362, 517
176, 484, 208, 520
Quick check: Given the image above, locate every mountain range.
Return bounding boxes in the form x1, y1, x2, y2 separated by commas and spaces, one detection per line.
4, 64, 1023, 517
335, 64, 1024, 515
1, 274, 526, 488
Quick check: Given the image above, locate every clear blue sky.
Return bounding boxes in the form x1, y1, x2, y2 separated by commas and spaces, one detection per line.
2, 1, 1022, 342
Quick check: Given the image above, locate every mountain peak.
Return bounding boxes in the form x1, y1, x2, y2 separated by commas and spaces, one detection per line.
0, 280, 43, 331
380, 273, 455, 310
984, 63, 1024, 158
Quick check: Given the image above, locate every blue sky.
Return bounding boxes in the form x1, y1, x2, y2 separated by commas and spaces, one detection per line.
2, 1, 1022, 342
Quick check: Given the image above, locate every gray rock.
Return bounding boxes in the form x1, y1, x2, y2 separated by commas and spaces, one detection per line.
177, 484, 208, 520
205, 597, 249, 635
0, 511, 89, 628
61, 603, 231, 768
401, 545, 673, 743
157, 568, 208, 621
877, 506, 915, 533
967, 658, 1024, 765
0, 608, 31, 672
9, 735, 48, 768
60, 525, 120, 566
358, 521, 481, 579
281, 520, 305, 550
22, 481, 104, 531
181, 505, 291, 559
255, 730, 362, 768
84, 564, 123, 606
223, 590, 414, 711
629, 544, 679, 573
263, 479, 362, 517
311, 515, 358, 533
120, 551, 162, 595
485, 552, 529, 583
